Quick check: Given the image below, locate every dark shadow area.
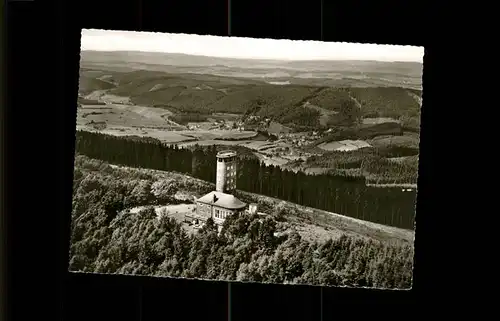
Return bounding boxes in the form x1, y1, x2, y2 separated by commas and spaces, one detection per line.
63, 273, 141, 321
322, 0, 425, 46
231, 0, 322, 40
322, 286, 413, 315
230, 282, 322, 321
141, 277, 228, 321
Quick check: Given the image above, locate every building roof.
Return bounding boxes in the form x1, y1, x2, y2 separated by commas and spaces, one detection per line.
196, 191, 247, 210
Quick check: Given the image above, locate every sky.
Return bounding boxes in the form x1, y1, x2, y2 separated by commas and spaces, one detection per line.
81, 29, 424, 63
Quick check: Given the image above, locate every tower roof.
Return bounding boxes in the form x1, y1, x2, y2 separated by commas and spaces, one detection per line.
196, 191, 247, 209
217, 150, 237, 158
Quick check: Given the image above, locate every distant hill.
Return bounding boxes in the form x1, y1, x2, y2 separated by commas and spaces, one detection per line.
81, 50, 422, 70
78, 51, 422, 132
80, 50, 423, 89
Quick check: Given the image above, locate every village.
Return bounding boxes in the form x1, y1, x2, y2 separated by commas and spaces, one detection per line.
181, 114, 325, 161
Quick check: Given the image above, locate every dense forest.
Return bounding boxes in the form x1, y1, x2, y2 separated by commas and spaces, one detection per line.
298, 148, 419, 185
75, 131, 417, 229
69, 156, 414, 288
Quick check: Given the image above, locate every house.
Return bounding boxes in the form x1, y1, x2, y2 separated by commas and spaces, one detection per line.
195, 191, 247, 225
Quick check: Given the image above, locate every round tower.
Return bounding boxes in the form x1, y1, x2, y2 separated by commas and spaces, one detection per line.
216, 150, 237, 194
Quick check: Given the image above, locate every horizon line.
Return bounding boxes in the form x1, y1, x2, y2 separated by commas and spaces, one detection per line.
81, 49, 423, 64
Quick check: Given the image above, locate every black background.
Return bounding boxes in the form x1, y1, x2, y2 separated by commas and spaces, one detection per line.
3, 0, 456, 320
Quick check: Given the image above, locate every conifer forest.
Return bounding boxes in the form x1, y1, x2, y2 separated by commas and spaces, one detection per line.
70, 132, 415, 289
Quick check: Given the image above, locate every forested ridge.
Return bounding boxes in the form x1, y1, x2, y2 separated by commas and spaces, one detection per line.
70, 156, 414, 288
75, 130, 417, 229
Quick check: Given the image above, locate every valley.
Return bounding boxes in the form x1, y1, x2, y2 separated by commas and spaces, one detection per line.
77, 51, 422, 188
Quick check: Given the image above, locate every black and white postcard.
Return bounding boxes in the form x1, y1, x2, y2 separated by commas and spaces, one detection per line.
70, 29, 423, 289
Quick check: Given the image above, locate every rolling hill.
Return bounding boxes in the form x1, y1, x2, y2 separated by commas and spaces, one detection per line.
78, 52, 423, 132
80, 50, 423, 89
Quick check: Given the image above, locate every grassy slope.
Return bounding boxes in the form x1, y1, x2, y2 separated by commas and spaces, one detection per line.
78, 155, 414, 243
78, 73, 116, 95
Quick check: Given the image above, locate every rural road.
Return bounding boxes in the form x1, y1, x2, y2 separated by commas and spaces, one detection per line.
348, 94, 362, 109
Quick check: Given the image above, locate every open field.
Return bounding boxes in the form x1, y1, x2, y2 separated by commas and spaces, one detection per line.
178, 139, 255, 148
362, 117, 400, 125
318, 140, 372, 152
179, 130, 258, 141
252, 153, 291, 166
78, 96, 106, 105
128, 204, 195, 218
387, 155, 419, 163
365, 183, 417, 189
180, 140, 280, 151
128, 204, 200, 235
77, 103, 181, 128
368, 133, 420, 149
240, 140, 279, 151
77, 125, 262, 145
77, 103, 259, 144
76, 125, 193, 143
